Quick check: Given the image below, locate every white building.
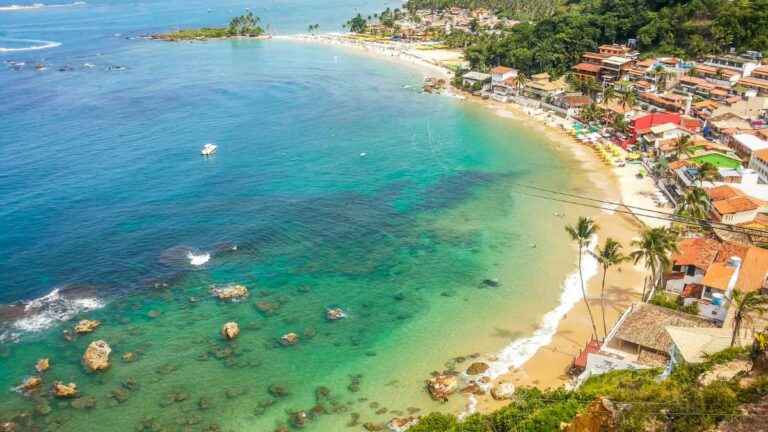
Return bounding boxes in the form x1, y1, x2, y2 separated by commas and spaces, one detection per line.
732, 133, 768, 159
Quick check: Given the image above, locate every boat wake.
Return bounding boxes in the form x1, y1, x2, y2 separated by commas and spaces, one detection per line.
485, 236, 600, 378
0, 1, 84, 11
0, 38, 61, 52
1, 287, 104, 339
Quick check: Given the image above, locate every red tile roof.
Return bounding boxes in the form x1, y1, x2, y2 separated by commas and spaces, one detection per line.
572, 62, 602, 73
672, 238, 721, 270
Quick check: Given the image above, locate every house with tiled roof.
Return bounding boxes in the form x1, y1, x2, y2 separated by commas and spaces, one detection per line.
707, 185, 761, 224
665, 235, 768, 324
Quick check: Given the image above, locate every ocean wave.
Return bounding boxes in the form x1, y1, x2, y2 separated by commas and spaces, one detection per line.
485, 236, 600, 378
187, 251, 211, 266
7, 287, 104, 334
0, 38, 61, 52
0, 1, 84, 11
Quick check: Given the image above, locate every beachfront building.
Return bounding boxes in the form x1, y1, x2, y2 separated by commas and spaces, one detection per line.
665, 234, 768, 323
571, 62, 602, 81
522, 73, 567, 101
573, 303, 714, 384
462, 71, 491, 92
541, 94, 592, 119
489, 66, 518, 102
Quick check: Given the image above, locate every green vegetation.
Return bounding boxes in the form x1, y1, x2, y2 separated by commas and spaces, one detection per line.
649, 291, 699, 315
409, 345, 768, 432
424, 0, 768, 76
403, 0, 565, 21
565, 217, 601, 341
158, 11, 264, 40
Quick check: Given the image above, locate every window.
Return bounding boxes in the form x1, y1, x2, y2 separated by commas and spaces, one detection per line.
686, 266, 696, 276
672, 265, 681, 272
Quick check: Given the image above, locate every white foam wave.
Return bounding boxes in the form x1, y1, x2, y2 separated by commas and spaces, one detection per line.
0, 1, 84, 11
0, 38, 61, 52
485, 236, 600, 378
12, 288, 104, 333
187, 251, 210, 266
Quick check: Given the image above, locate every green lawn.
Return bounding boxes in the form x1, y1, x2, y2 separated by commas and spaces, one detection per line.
690, 153, 742, 169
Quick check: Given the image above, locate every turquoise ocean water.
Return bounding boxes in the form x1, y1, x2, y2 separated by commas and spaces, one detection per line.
0, 1, 586, 430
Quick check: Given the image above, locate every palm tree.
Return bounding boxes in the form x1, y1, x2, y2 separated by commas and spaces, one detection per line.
673, 135, 695, 160
620, 89, 637, 111
630, 227, 679, 301
698, 162, 720, 186
730, 290, 768, 347
566, 217, 600, 341
602, 86, 617, 105
595, 238, 629, 338
512, 73, 529, 94
676, 187, 711, 222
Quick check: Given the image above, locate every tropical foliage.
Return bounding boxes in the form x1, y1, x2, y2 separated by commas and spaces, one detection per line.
430, 0, 768, 76
630, 227, 679, 299
565, 217, 600, 341
160, 12, 264, 40
408, 345, 768, 432
595, 238, 629, 338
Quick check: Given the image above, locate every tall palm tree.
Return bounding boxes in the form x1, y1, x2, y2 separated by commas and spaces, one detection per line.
730, 290, 768, 347
566, 217, 600, 341
630, 227, 679, 301
676, 187, 710, 222
673, 135, 695, 160
595, 238, 629, 339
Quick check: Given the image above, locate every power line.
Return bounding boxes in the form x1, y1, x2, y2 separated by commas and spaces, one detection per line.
510, 182, 768, 237
509, 183, 768, 238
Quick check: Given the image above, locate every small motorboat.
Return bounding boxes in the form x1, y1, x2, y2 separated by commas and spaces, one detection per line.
201, 143, 217, 156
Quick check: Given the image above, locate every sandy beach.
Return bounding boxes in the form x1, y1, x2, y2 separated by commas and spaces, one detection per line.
279, 32, 662, 414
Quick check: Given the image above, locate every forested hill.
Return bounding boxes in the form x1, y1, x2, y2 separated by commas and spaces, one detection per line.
440, 0, 768, 76
403, 0, 565, 20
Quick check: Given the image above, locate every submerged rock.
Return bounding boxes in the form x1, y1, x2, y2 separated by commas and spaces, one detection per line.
254, 301, 279, 315
465, 362, 489, 375
74, 319, 101, 334
221, 322, 240, 340
490, 382, 515, 400
326, 308, 346, 321
426, 373, 458, 402
70, 396, 97, 410
364, 422, 385, 431
83, 340, 111, 372
20, 376, 42, 391
35, 358, 50, 373
52, 382, 78, 398
211, 284, 248, 301
481, 278, 500, 288
268, 384, 289, 398
290, 411, 308, 428
388, 417, 419, 432
0, 422, 17, 432
121, 352, 138, 363
280, 333, 299, 346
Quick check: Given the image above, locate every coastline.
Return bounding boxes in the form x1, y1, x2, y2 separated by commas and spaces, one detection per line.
275, 32, 654, 412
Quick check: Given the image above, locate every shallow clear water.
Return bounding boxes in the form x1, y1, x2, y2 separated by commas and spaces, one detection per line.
0, 1, 583, 431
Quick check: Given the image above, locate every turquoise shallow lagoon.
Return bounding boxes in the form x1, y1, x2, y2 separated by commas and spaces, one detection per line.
0, 1, 588, 430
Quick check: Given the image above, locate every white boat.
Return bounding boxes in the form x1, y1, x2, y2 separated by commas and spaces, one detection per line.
200, 143, 217, 156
